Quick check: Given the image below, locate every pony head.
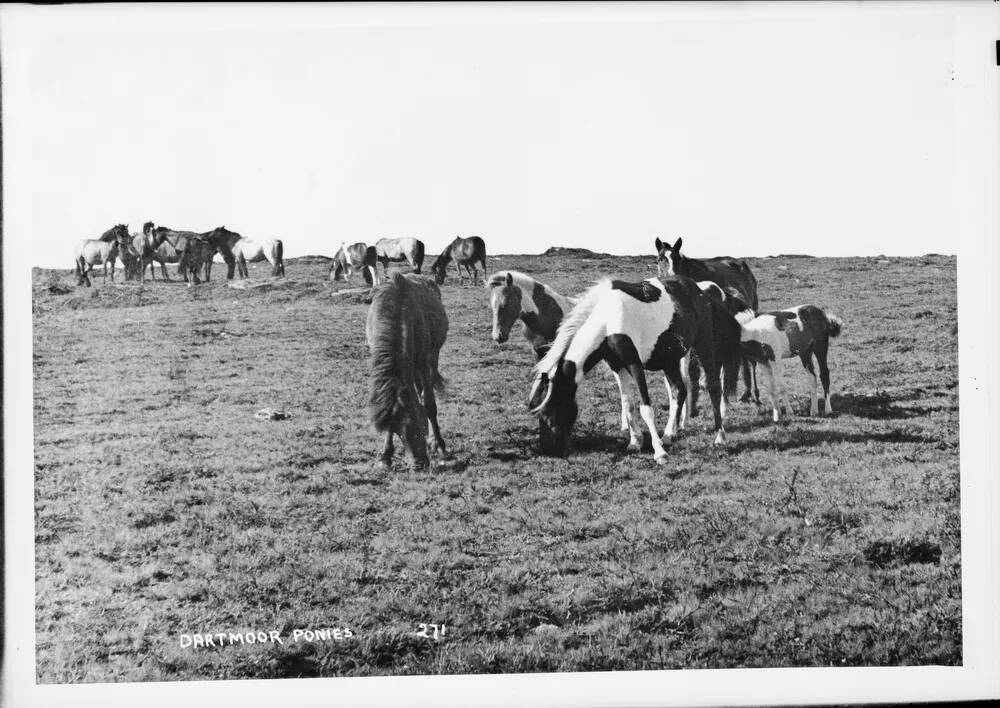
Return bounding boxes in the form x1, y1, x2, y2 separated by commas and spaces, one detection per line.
430, 256, 448, 285
655, 237, 683, 277
528, 359, 579, 457
142, 221, 155, 236
113, 224, 131, 248
488, 272, 521, 344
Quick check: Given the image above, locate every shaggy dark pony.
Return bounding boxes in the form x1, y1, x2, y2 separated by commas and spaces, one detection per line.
367, 272, 449, 469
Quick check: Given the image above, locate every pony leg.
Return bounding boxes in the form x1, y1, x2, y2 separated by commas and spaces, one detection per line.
423, 384, 447, 457
700, 356, 726, 445
679, 353, 692, 429
760, 361, 780, 422
661, 372, 680, 441
799, 350, 818, 416
629, 364, 669, 464
772, 360, 792, 419
815, 342, 833, 414
610, 369, 643, 450
378, 430, 395, 468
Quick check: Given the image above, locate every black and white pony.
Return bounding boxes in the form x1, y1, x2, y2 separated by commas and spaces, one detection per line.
431, 236, 487, 286
486, 270, 575, 359
656, 237, 761, 402
740, 305, 844, 420
331, 242, 379, 285
367, 272, 449, 470
528, 275, 733, 463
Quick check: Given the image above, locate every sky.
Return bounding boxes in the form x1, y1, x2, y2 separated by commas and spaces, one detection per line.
2, 3, 961, 267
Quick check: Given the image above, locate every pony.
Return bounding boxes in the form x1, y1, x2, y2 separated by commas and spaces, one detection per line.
683, 280, 756, 418
375, 237, 425, 277
739, 305, 844, 420
431, 236, 487, 286
148, 229, 185, 281
488, 270, 672, 444
178, 236, 219, 286
331, 242, 378, 285
123, 221, 170, 283
149, 225, 208, 283
234, 236, 285, 278
656, 237, 761, 403
486, 270, 574, 359
75, 224, 130, 287
528, 274, 728, 463
151, 224, 242, 282
367, 272, 449, 470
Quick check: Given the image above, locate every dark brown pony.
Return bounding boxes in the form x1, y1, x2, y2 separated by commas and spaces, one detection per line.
367, 272, 449, 470
151, 224, 242, 282
656, 237, 761, 403
431, 236, 487, 286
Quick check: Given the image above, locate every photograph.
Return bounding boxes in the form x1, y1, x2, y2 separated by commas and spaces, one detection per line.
3, 2, 998, 707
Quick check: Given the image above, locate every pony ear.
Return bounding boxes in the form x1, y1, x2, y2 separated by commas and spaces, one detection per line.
506, 272, 513, 287
655, 237, 663, 251
673, 237, 683, 252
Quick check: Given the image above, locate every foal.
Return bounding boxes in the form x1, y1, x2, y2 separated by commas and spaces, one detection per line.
740, 305, 844, 420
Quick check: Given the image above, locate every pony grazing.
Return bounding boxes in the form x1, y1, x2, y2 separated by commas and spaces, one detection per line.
375, 237, 425, 277
528, 274, 728, 464
331, 242, 378, 285
431, 236, 488, 286
740, 305, 844, 420
486, 270, 574, 359
656, 237, 761, 402
367, 272, 449, 470
75, 224, 130, 287
234, 236, 285, 278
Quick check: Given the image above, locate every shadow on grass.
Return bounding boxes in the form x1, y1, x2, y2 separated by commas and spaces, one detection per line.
832, 392, 942, 420
728, 428, 933, 454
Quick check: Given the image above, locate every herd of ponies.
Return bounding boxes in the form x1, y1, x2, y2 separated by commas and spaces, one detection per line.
70, 224, 842, 468
366, 235, 843, 469
72, 223, 486, 288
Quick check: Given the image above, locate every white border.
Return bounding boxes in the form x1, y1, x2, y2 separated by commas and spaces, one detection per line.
3, 3, 998, 706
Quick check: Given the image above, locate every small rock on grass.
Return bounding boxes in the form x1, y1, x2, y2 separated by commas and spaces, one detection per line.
255, 408, 291, 421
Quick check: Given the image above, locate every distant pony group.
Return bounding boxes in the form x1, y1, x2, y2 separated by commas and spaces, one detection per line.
78, 222, 286, 287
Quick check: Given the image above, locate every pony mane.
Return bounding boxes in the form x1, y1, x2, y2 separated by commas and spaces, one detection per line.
369, 272, 411, 431
533, 278, 611, 375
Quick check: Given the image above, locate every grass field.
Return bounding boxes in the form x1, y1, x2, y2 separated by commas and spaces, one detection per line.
31, 252, 960, 682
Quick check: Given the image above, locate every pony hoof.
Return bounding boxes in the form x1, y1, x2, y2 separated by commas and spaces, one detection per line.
654, 453, 669, 465
626, 441, 642, 452
376, 459, 392, 471
713, 432, 726, 445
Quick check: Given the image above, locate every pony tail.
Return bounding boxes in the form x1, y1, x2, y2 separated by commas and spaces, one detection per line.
827, 314, 844, 338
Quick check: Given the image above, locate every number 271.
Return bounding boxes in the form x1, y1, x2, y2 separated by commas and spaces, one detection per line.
417, 623, 446, 640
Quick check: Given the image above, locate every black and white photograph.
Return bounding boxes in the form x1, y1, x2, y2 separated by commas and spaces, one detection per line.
3, 2, 999, 706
